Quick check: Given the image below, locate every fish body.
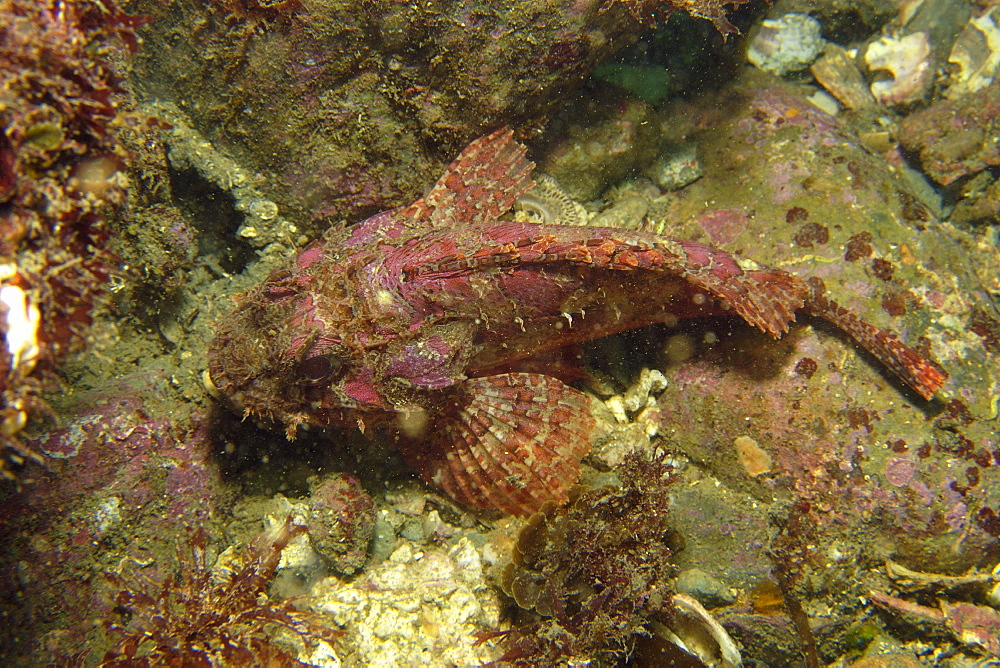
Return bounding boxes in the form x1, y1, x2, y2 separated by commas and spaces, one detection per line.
208, 128, 947, 515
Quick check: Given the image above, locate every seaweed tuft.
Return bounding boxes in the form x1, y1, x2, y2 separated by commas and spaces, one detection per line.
0, 0, 144, 478
487, 449, 678, 665
100, 516, 341, 667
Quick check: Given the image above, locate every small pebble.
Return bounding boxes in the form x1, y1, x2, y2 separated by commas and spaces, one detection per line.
733, 435, 773, 477
675, 568, 736, 608
747, 14, 825, 77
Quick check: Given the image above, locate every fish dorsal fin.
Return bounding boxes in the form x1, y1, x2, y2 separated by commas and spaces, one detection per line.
401, 127, 535, 230
403, 228, 807, 340
397, 372, 597, 515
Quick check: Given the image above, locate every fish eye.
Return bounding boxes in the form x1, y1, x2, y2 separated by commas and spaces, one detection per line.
297, 355, 342, 385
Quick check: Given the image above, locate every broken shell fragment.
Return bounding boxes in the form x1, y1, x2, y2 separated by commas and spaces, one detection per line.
733, 435, 772, 477
811, 43, 877, 110
865, 32, 934, 107
656, 593, 743, 667
946, 7, 1000, 99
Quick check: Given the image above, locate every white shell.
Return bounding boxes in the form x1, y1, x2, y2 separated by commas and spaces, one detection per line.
659, 592, 744, 667
865, 32, 934, 107
947, 7, 1000, 99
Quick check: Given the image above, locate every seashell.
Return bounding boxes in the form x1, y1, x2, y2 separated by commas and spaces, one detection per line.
747, 13, 825, 77
865, 32, 934, 107
655, 593, 744, 667
946, 7, 1000, 99
0, 271, 40, 373
811, 43, 877, 110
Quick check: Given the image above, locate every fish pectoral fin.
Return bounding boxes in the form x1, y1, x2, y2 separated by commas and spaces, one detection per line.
397, 372, 598, 515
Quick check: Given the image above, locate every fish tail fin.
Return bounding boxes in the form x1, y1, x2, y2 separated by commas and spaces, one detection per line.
703, 266, 807, 338
803, 277, 947, 400
662, 239, 807, 338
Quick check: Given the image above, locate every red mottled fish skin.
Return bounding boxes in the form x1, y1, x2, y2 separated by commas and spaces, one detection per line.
207, 128, 948, 515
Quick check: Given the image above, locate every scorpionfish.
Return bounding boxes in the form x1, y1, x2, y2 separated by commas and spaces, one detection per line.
208, 128, 947, 515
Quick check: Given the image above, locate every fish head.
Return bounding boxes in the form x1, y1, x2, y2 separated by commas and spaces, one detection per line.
207, 263, 382, 436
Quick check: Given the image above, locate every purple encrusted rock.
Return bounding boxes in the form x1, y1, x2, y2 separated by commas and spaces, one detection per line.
899, 81, 1000, 186
640, 80, 998, 575
0, 376, 223, 661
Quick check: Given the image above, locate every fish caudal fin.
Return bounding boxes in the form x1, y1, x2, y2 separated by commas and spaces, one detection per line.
402, 127, 535, 230
803, 278, 947, 400
397, 373, 597, 515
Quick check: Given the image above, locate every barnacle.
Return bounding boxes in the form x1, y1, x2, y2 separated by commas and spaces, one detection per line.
514, 175, 589, 227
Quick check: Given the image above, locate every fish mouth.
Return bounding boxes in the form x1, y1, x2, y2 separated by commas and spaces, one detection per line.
202, 367, 245, 414
202, 367, 223, 400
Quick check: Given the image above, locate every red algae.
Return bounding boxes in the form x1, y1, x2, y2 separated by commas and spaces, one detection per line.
0, 0, 140, 476
101, 517, 341, 666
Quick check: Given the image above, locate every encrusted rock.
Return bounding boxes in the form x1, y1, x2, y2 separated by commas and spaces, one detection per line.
127, 0, 676, 234
645, 142, 704, 190
645, 80, 997, 581
950, 172, 1000, 225
149, 102, 299, 252
747, 13, 825, 77
540, 88, 662, 201
899, 81, 1000, 185
675, 567, 737, 608
306, 473, 377, 575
